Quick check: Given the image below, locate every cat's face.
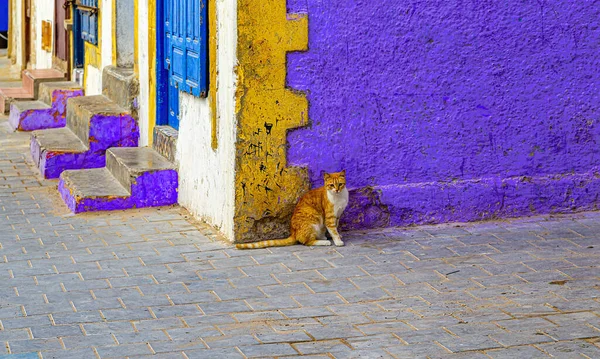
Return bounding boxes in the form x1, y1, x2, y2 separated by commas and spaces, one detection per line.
324, 170, 346, 193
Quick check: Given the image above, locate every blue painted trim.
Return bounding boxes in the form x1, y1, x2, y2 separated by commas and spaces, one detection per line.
0, 0, 8, 32
72, 7, 85, 68
155, 0, 169, 126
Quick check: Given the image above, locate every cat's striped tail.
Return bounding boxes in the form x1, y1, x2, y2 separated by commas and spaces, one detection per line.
236, 236, 297, 249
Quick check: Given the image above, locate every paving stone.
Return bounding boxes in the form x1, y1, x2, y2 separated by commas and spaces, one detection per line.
115, 331, 170, 344
233, 310, 285, 322
6, 338, 62, 354
134, 317, 185, 331
293, 339, 352, 355
437, 334, 503, 352
537, 339, 600, 358
237, 343, 298, 357
95, 343, 153, 357
246, 296, 301, 311
541, 325, 600, 341
40, 348, 98, 359
293, 292, 346, 307
489, 330, 555, 346
183, 347, 244, 359
395, 328, 455, 344
494, 317, 557, 332
384, 343, 448, 358
30, 325, 83, 339
430, 353, 491, 359
255, 330, 311, 344
356, 321, 413, 335
62, 334, 116, 348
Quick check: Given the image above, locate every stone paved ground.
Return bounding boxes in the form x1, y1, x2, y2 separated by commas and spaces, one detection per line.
1, 117, 600, 358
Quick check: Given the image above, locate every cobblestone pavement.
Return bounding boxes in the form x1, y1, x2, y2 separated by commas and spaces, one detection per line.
1, 116, 600, 359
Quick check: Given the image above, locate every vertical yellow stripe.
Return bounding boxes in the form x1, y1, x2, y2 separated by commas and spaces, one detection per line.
133, 0, 139, 76
209, 0, 218, 149
112, 0, 117, 65
7, 0, 12, 59
147, 0, 157, 144
20, 0, 26, 69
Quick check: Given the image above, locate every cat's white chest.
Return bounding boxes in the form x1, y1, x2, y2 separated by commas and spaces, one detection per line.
327, 188, 349, 218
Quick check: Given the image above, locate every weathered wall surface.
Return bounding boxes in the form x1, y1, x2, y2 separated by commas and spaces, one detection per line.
33, 0, 53, 69
84, 0, 112, 95
9, 0, 21, 67
177, 0, 237, 240
137, 0, 150, 146
115, 0, 134, 67
233, 0, 309, 243
287, 1, 600, 230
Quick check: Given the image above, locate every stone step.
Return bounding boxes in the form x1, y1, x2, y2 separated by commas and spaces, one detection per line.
59, 168, 131, 213
66, 94, 136, 144
102, 66, 138, 119
8, 82, 84, 132
22, 69, 66, 98
106, 147, 177, 188
39, 81, 83, 107
8, 101, 51, 131
59, 147, 178, 213
0, 87, 34, 114
0, 69, 66, 114
30, 128, 88, 179
152, 126, 178, 163
31, 95, 139, 179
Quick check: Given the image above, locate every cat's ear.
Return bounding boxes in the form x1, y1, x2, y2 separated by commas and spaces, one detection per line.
340, 170, 346, 177
323, 171, 330, 180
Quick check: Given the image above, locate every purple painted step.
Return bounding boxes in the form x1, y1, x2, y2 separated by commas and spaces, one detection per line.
8, 82, 84, 131
59, 147, 178, 213
31, 95, 139, 179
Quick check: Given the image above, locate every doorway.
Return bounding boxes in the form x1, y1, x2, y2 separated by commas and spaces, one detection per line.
155, 0, 179, 130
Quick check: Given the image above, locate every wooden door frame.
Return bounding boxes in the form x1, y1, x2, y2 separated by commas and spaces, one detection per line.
20, 0, 27, 69
52, 0, 71, 74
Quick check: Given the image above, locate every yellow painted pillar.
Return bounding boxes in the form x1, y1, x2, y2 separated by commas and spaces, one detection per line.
234, 1, 310, 243
7, 0, 12, 60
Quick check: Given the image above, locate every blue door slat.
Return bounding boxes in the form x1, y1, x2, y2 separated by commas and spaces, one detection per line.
161, 0, 209, 130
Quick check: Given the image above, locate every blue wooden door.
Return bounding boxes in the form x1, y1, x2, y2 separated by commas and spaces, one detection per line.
164, 0, 180, 129
162, 0, 208, 130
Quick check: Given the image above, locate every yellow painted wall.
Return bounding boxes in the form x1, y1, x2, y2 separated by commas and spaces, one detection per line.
234, 1, 310, 243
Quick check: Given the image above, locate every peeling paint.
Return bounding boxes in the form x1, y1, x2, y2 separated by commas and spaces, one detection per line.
233, 0, 310, 243
9, 88, 84, 131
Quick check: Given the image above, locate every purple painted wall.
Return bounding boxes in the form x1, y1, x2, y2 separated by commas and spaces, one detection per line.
286, 1, 600, 230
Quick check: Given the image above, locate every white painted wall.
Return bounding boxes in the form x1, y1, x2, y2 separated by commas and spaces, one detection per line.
115, 0, 134, 67
85, 64, 102, 94
11, 0, 23, 67
137, 0, 150, 147
177, 0, 238, 241
33, 0, 54, 69
84, 0, 113, 95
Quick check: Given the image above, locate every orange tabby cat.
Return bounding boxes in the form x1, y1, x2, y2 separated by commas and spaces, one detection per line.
236, 170, 349, 249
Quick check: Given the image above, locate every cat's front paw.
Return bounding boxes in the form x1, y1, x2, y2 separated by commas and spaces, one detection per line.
333, 239, 345, 247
